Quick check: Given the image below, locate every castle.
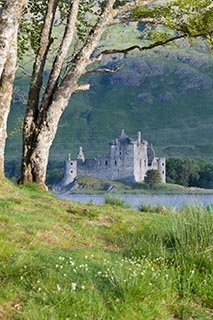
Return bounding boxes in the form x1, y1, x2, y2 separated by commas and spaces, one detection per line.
61, 130, 166, 186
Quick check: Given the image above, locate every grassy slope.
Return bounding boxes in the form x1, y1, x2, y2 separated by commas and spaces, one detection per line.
0, 180, 213, 319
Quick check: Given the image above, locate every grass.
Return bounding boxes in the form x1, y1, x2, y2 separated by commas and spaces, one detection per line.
0, 179, 213, 319
104, 195, 130, 208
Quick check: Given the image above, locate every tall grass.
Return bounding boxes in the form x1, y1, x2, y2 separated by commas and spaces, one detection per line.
104, 195, 130, 208
122, 206, 213, 313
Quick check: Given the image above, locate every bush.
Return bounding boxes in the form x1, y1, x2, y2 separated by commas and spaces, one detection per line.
144, 169, 161, 189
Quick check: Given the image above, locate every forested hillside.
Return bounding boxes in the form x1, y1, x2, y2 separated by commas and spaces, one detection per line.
7, 23, 213, 166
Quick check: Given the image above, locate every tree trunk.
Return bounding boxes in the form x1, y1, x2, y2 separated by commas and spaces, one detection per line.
20, 1, 115, 187
0, 0, 25, 178
19, 88, 75, 187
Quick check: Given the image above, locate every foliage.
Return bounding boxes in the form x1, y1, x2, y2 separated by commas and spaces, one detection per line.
166, 158, 200, 186
144, 169, 161, 189
166, 158, 213, 188
132, 0, 213, 45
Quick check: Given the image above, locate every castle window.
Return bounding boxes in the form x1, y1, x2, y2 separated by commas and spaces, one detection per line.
120, 152, 122, 155
70, 162, 73, 165
115, 160, 117, 166
70, 170, 73, 173
162, 163, 165, 166
162, 171, 164, 174
105, 160, 108, 165
144, 160, 146, 166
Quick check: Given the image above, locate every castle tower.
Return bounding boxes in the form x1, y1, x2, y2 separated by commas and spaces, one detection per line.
62, 154, 77, 186
157, 157, 166, 183
77, 146, 85, 162
137, 131, 141, 145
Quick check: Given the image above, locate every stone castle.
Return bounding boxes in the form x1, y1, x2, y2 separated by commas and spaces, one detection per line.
60, 130, 166, 186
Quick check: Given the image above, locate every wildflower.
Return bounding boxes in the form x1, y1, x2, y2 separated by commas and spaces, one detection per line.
71, 282, 77, 290
59, 256, 64, 261
57, 284, 61, 291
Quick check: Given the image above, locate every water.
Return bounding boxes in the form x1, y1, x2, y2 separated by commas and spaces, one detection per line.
56, 193, 213, 210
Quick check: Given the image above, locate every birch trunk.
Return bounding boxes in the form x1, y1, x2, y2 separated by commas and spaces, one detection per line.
19, 0, 115, 187
0, 0, 25, 177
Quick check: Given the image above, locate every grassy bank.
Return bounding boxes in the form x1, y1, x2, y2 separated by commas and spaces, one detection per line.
0, 179, 213, 319
61, 176, 213, 195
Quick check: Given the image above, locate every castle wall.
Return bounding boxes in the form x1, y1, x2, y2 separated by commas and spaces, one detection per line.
77, 157, 112, 180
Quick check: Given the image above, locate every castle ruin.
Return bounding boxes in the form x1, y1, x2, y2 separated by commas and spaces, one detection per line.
61, 130, 166, 186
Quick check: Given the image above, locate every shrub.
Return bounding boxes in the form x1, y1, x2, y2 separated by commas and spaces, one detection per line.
144, 169, 161, 189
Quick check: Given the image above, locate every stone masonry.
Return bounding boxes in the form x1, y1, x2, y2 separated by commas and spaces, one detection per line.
61, 130, 166, 186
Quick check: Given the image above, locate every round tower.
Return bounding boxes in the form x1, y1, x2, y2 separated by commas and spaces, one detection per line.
158, 157, 166, 183
62, 154, 77, 186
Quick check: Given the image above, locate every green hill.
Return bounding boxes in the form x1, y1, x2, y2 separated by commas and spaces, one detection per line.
6, 23, 213, 169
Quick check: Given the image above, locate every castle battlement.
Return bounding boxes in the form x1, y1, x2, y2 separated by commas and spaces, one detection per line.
61, 130, 166, 186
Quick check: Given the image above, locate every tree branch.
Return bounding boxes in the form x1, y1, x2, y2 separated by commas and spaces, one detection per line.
26, 0, 58, 120
90, 33, 188, 63
84, 64, 123, 75
74, 83, 91, 91
110, 16, 163, 25
39, 0, 80, 113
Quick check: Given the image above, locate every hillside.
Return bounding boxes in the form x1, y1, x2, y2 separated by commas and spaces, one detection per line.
0, 180, 213, 319
6, 23, 213, 169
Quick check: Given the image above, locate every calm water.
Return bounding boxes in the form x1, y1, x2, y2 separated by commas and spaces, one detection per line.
56, 193, 213, 210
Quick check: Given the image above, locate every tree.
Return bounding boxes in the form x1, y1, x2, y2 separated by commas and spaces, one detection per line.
166, 158, 200, 186
144, 169, 161, 189
0, 0, 208, 188
0, 0, 26, 178
18, 0, 166, 188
